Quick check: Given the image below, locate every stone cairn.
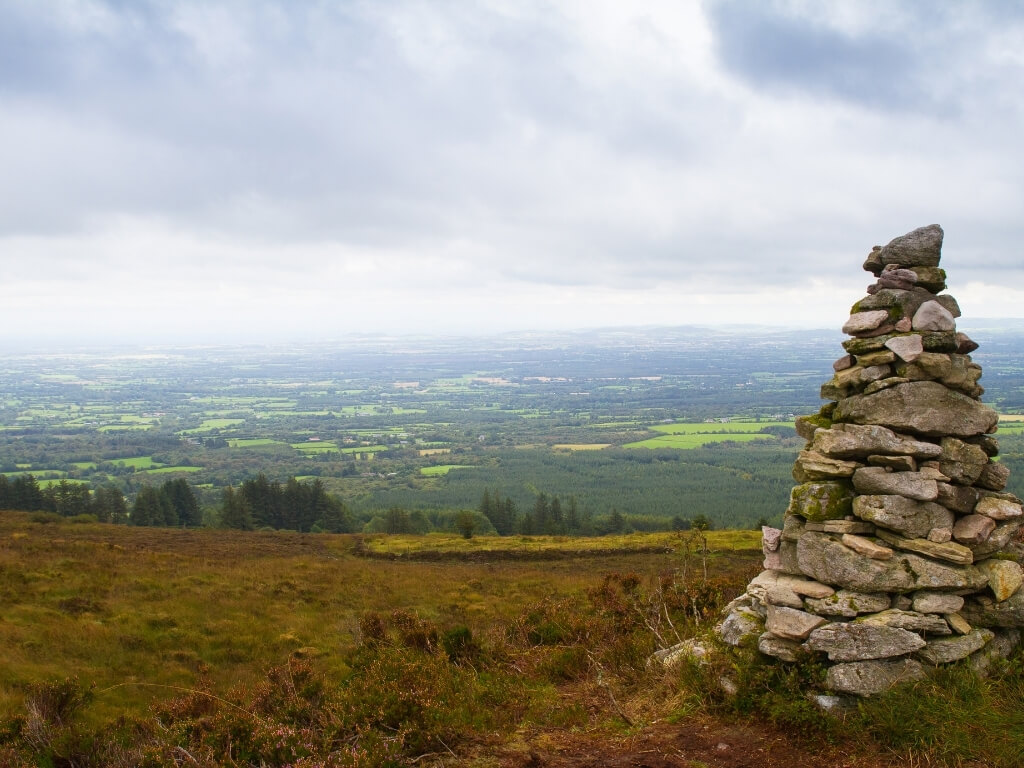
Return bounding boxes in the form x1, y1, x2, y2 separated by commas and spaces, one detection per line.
716, 225, 1024, 698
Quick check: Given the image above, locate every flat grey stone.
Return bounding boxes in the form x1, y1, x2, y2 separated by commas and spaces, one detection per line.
806, 622, 926, 661
805, 590, 891, 617
927, 527, 952, 543
918, 629, 993, 665
844, 310, 891, 335
892, 594, 913, 611
650, 639, 710, 668
797, 531, 986, 593
826, 658, 928, 697
834, 381, 999, 438
874, 528, 974, 565
812, 422, 941, 460
821, 519, 875, 534
860, 609, 951, 635
970, 628, 1021, 676
945, 612, 972, 635
868, 454, 917, 471
766, 605, 828, 641
977, 461, 1010, 491
794, 450, 861, 480
786, 482, 855, 522
939, 437, 988, 485
853, 494, 953, 539
852, 467, 938, 502
912, 592, 964, 614
781, 513, 806, 542
762, 526, 782, 553
968, 520, 1022, 559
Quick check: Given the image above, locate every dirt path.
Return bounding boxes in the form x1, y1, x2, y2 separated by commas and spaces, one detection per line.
478, 717, 900, 768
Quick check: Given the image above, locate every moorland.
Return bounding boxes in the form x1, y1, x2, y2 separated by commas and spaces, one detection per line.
2, 325, 1024, 766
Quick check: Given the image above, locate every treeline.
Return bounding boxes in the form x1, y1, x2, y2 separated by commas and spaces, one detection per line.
220, 473, 353, 533
477, 488, 715, 536
0, 473, 351, 533
0, 474, 128, 522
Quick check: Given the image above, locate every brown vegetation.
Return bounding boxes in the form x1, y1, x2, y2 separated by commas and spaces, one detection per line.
0, 512, 1021, 767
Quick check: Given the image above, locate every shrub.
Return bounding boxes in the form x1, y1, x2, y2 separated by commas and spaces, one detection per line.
29, 511, 63, 525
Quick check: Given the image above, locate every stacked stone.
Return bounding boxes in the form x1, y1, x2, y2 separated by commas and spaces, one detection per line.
717, 225, 1024, 698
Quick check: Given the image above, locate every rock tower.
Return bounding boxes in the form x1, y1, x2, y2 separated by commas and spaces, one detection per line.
717, 225, 1024, 697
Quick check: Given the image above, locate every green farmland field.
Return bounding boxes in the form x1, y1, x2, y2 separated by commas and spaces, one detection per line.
291, 441, 338, 453
111, 456, 161, 469
228, 438, 284, 448
649, 420, 794, 434
624, 419, 793, 449
625, 432, 780, 449
420, 464, 471, 476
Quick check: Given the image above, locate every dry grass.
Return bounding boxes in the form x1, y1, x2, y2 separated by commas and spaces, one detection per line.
0, 511, 759, 728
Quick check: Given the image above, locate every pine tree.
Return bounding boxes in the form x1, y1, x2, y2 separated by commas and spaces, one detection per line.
549, 496, 564, 535
607, 509, 625, 535
94, 485, 127, 524
384, 507, 411, 534
220, 486, 253, 530
533, 493, 550, 535
566, 495, 580, 534
455, 510, 477, 539
131, 485, 169, 526
162, 479, 200, 527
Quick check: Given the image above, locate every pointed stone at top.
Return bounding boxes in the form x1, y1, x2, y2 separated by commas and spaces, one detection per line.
864, 224, 944, 275
879, 224, 944, 269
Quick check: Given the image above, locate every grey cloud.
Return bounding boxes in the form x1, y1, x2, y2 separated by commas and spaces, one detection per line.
706, 0, 924, 110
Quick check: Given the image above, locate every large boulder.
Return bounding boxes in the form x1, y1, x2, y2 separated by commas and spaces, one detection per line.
873, 224, 944, 270
833, 381, 998, 438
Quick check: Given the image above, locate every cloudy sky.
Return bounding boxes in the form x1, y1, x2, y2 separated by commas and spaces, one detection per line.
2, 0, 1023, 345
